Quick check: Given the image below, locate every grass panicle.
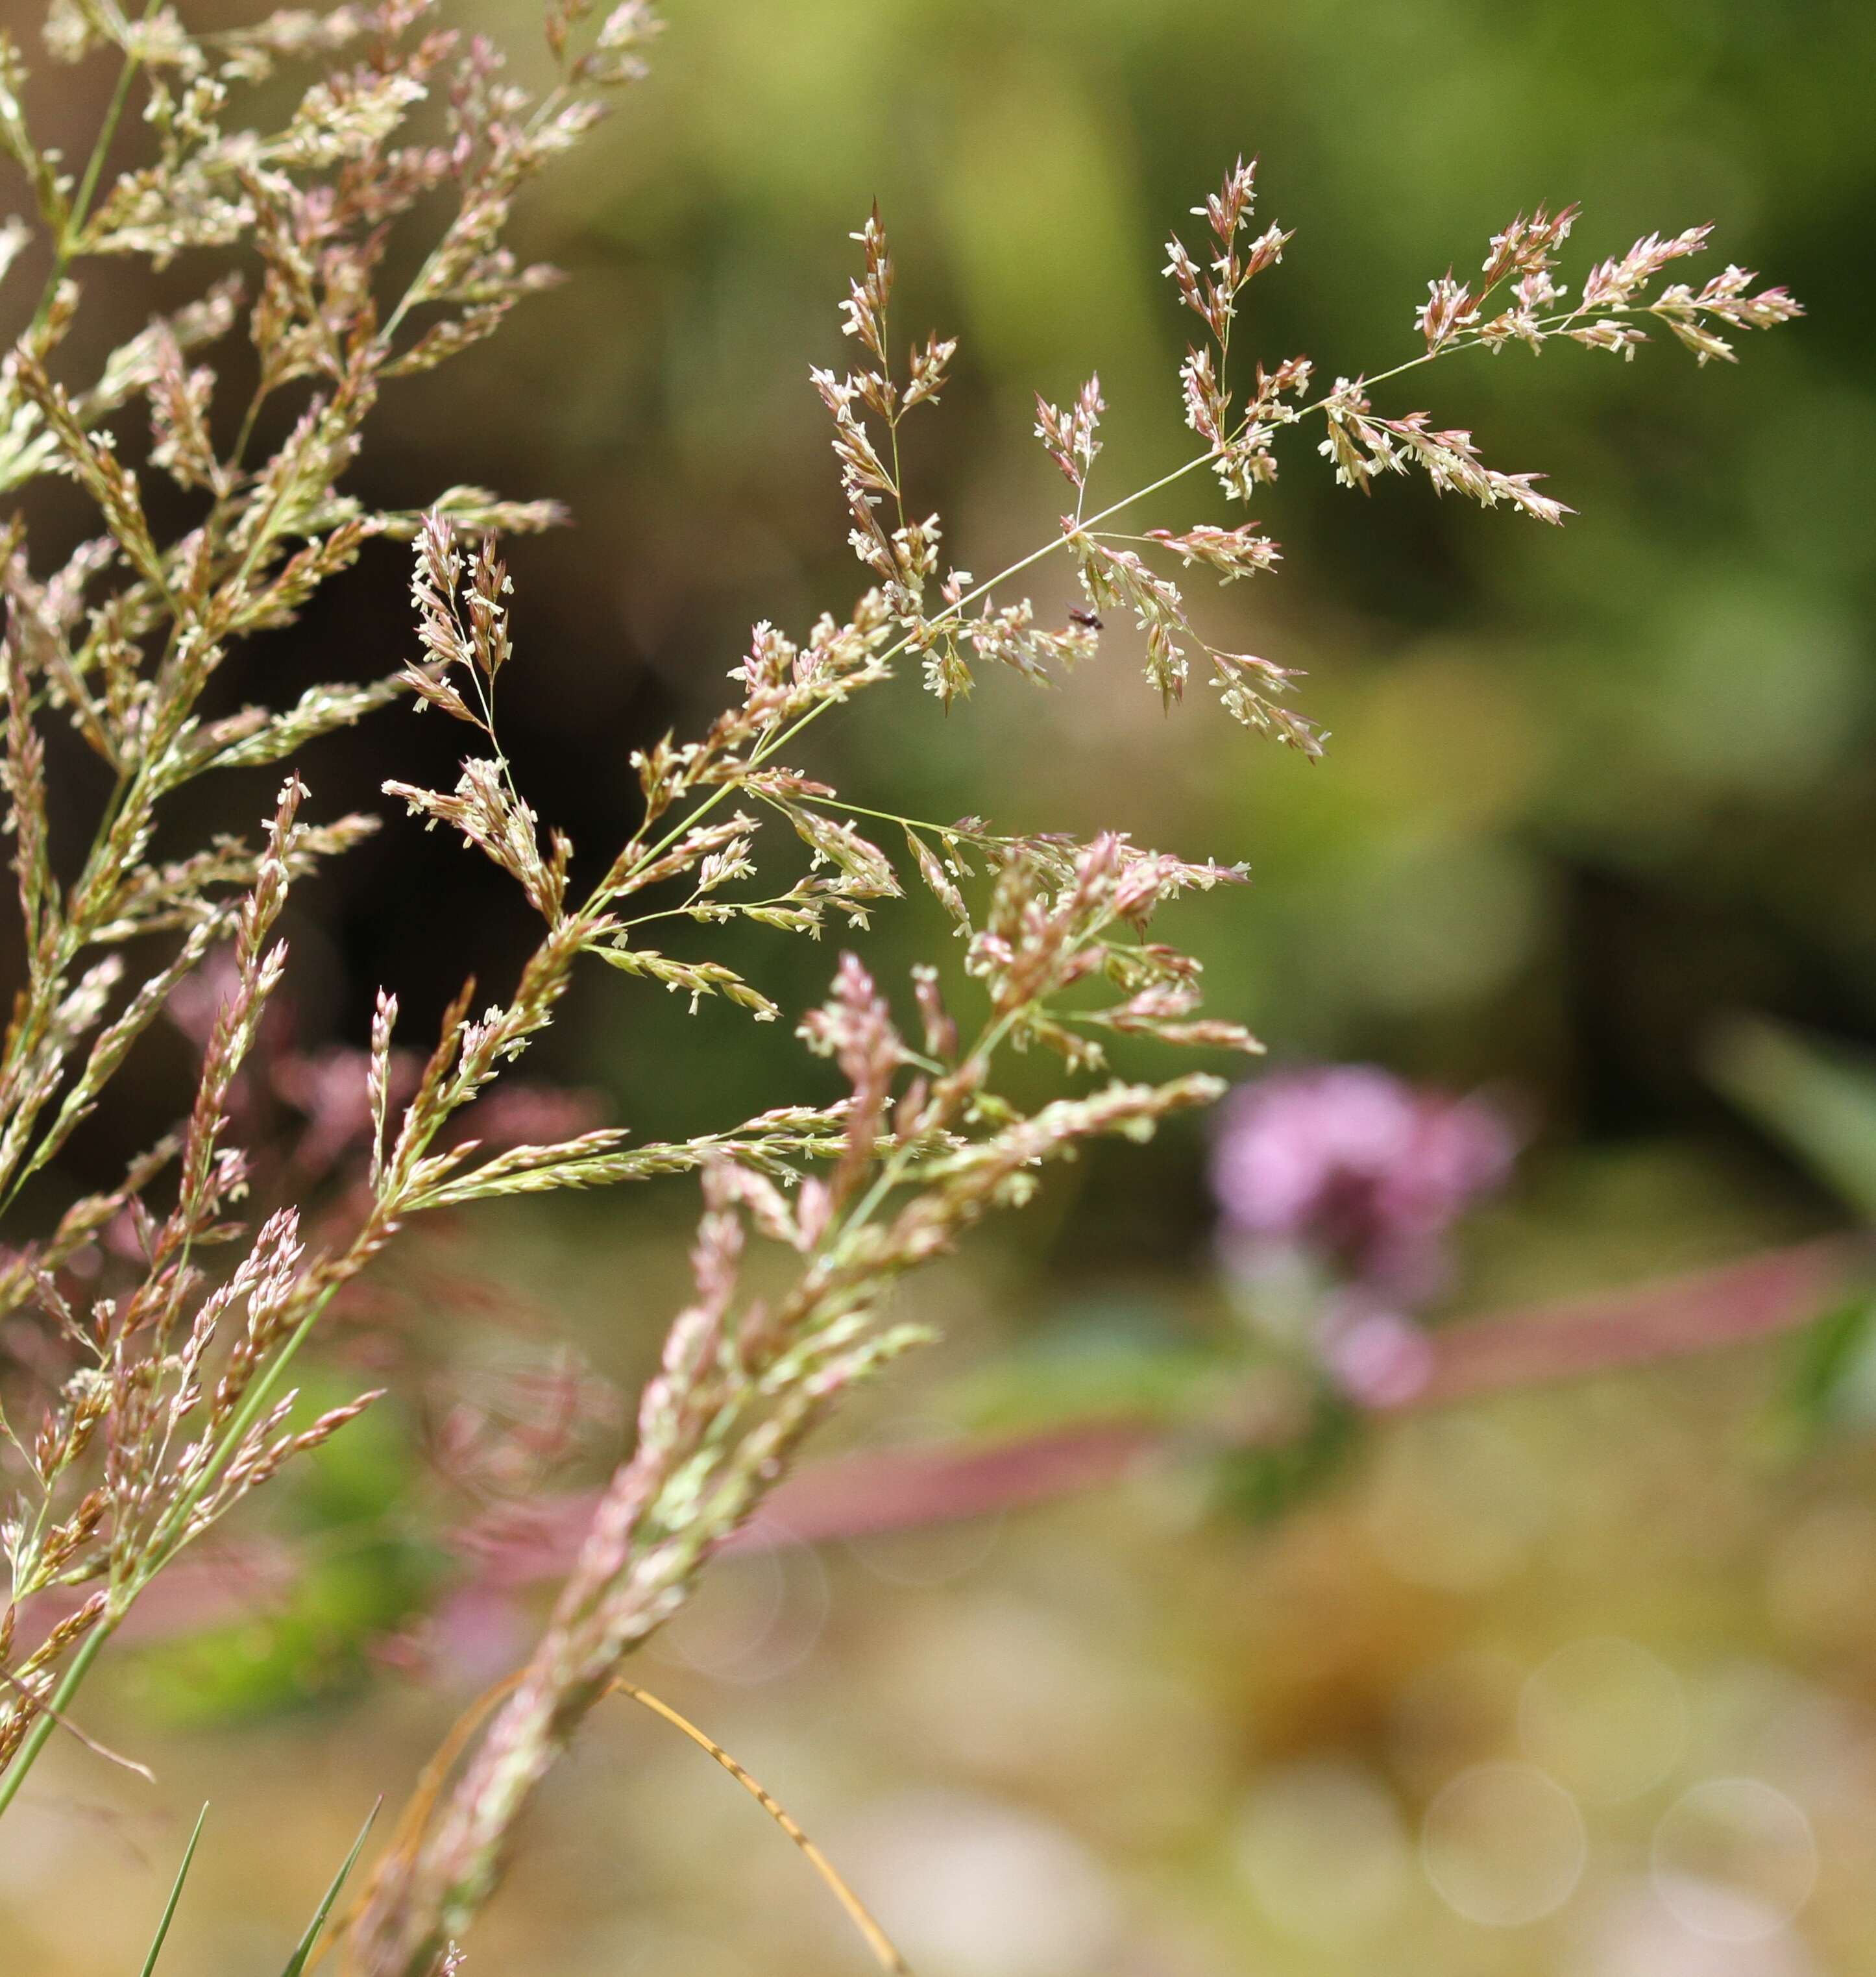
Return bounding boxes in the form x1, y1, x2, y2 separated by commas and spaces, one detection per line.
0, 5, 1799, 1968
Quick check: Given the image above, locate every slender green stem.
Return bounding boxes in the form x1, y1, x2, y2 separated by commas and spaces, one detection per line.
66, 58, 137, 238
789, 794, 1015, 845
1304, 308, 1586, 406
0, 1619, 110, 1821
139, 1291, 333, 1570
226, 382, 272, 481
28, 0, 162, 337
613, 890, 804, 934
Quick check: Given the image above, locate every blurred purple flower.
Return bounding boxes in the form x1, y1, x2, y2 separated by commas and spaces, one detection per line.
1210, 1065, 1515, 1302
1321, 1295, 1439, 1408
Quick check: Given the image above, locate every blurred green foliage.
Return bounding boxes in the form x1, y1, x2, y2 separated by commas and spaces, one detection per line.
1712, 1017, 1876, 1223
1711, 1015, 1876, 1451
127, 1385, 439, 1724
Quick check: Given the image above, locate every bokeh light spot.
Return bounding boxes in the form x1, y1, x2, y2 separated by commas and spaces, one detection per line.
1422, 1762, 1587, 1926
838, 1791, 1118, 1977
1651, 1778, 1817, 1942
1234, 1757, 1410, 1945
1520, 1636, 1687, 1804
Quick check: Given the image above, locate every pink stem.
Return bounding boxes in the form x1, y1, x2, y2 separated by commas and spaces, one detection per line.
460, 1234, 1863, 1578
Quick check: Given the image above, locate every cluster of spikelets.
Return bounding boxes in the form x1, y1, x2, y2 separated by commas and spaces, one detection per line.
0, 0, 1798, 1968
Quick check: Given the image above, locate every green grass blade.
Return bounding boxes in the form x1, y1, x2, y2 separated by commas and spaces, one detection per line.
1773, 1291, 1876, 1450
278, 1797, 381, 1977
137, 1803, 208, 1977
1709, 1015, 1876, 1222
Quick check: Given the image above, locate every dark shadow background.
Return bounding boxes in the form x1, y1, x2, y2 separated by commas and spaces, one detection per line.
195, 0, 1876, 1269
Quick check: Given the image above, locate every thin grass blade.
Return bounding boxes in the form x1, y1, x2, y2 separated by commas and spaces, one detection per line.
278, 1798, 381, 1977
610, 1680, 912, 1972
137, 1802, 208, 1977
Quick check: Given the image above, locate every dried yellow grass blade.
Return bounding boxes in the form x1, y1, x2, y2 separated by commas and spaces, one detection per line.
610, 1679, 912, 1975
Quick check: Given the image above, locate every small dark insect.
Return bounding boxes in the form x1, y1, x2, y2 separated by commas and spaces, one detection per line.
1067, 607, 1102, 631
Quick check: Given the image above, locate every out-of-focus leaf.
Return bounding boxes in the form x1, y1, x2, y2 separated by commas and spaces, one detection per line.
1769, 1292, 1876, 1451
1709, 1015, 1876, 1222
1213, 1383, 1357, 1525
137, 1803, 208, 1977
132, 1377, 442, 1725
946, 1300, 1224, 1433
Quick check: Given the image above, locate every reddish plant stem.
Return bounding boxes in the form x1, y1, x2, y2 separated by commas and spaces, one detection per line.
22, 1239, 1853, 1649
459, 1234, 1864, 1575
1406, 1235, 1860, 1408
